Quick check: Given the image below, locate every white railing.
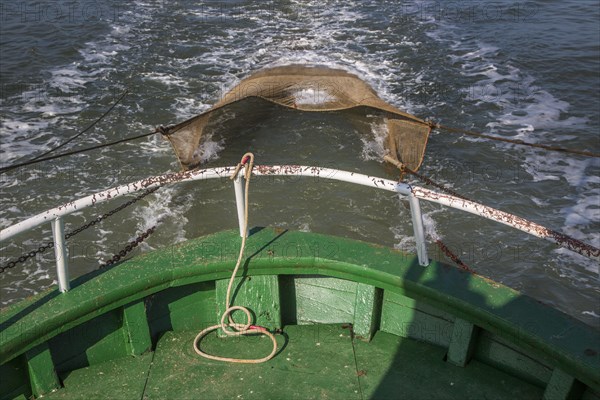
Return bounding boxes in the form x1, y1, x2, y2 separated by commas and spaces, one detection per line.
1, 165, 598, 293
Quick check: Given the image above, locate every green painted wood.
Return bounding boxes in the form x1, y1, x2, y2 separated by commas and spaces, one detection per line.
45, 353, 153, 400
354, 330, 543, 399
47, 310, 127, 373
294, 276, 357, 324
216, 275, 281, 336
145, 282, 216, 342
0, 355, 30, 400
381, 290, 454, 347
474, 330, 553, 388
143, 325, 359, 399
447, 318, 479, 367
25, 343, 60, 397
122, 301, 151, 356
30, 323, 562, 400
1, 228, 599, 394
352, 283, 381, 341
544, 369, 585, 400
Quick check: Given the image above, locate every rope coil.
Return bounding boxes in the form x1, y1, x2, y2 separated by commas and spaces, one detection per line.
193, 153, 279, 364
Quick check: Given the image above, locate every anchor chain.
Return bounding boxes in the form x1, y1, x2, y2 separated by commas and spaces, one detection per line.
65, 187, 159, 240
0, 243, 54, 273
100, 225, 156, 268
433, 239, 474, 273
1, 187, 159, 273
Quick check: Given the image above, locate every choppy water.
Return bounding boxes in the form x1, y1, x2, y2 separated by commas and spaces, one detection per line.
0, 0, 598, 327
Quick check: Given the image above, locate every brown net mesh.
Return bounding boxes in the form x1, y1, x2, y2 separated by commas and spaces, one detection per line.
163, 65, 431, 171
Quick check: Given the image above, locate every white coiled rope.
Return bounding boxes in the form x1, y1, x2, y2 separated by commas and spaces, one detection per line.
193, 153, 279, 363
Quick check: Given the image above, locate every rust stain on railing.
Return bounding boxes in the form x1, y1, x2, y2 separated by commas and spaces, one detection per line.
412, 187, 600, 260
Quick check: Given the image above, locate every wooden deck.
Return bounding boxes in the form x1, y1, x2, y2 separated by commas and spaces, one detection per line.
44, 324, 541, 399
1, 228, 598, 399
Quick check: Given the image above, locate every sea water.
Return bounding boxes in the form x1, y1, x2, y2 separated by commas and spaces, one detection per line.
0, 0, 598, 327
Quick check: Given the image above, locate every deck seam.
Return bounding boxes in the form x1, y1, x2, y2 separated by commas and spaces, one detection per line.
350, 328, 365, 400
139, 349, 156, 400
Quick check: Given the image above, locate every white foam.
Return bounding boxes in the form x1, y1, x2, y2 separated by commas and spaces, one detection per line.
142, 72, 189, 88
293, 88, 335, 105
170, 98, 211, 121
0, 5, 138, 168
0, 2, 164, 302
392, 229, 415, 253
530, 197, 550, 207
424, 11, 598, 275
134, 186, 192, 247
360, 121, 388, 161
298, 222, 311, 232
423, 211, 442, 242
192, 133, 226, 164
191, 1, 417, 115
1, 0, 595, 317
582, 311, 600, 318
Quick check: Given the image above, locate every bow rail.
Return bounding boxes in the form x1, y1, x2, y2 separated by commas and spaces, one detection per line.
1, 165, 597, 293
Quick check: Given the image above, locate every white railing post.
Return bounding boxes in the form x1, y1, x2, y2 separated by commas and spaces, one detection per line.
51, 217, 70, 292
233, 173, 246, 237
408, 193, 429, 267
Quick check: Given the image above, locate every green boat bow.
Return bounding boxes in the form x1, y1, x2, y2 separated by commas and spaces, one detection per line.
1, 228, 599, 399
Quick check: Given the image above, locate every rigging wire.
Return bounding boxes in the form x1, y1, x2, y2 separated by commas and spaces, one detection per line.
0, 128, 163, 174
26, 89, 130, 163
384, 155, 471, 201
2, 102, 597, 177
428, 121, 600, 158
383, 155, 600, 262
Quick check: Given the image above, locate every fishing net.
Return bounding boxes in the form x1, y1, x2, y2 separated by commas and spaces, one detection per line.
163, 65, 431, 171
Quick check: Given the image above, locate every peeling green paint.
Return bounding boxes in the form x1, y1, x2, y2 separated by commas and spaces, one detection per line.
122, 301, 151, 356
25, 343, 59, 397
447, 318, 479, 367
544, 369, 585, 400
216, 275, 281, 335
352, 283, 381, 341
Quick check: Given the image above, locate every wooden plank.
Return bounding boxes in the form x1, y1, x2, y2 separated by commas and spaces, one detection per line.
0, 355, 31, 400
48, 310, 127, 373
295, 277, 357, 324
25, 343, 60, 397
122, 301, 152, 355
474, 330, 552, 387
145, 325, 359, 399
216, 275, 281, 337
354, 330, 543, 399
446, 318, 478, 367
353, 283, 381, 342
57, 353, 153, 399
543, 368, 584, 400
145, 282, 216, 339
380, 291, 454, 347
